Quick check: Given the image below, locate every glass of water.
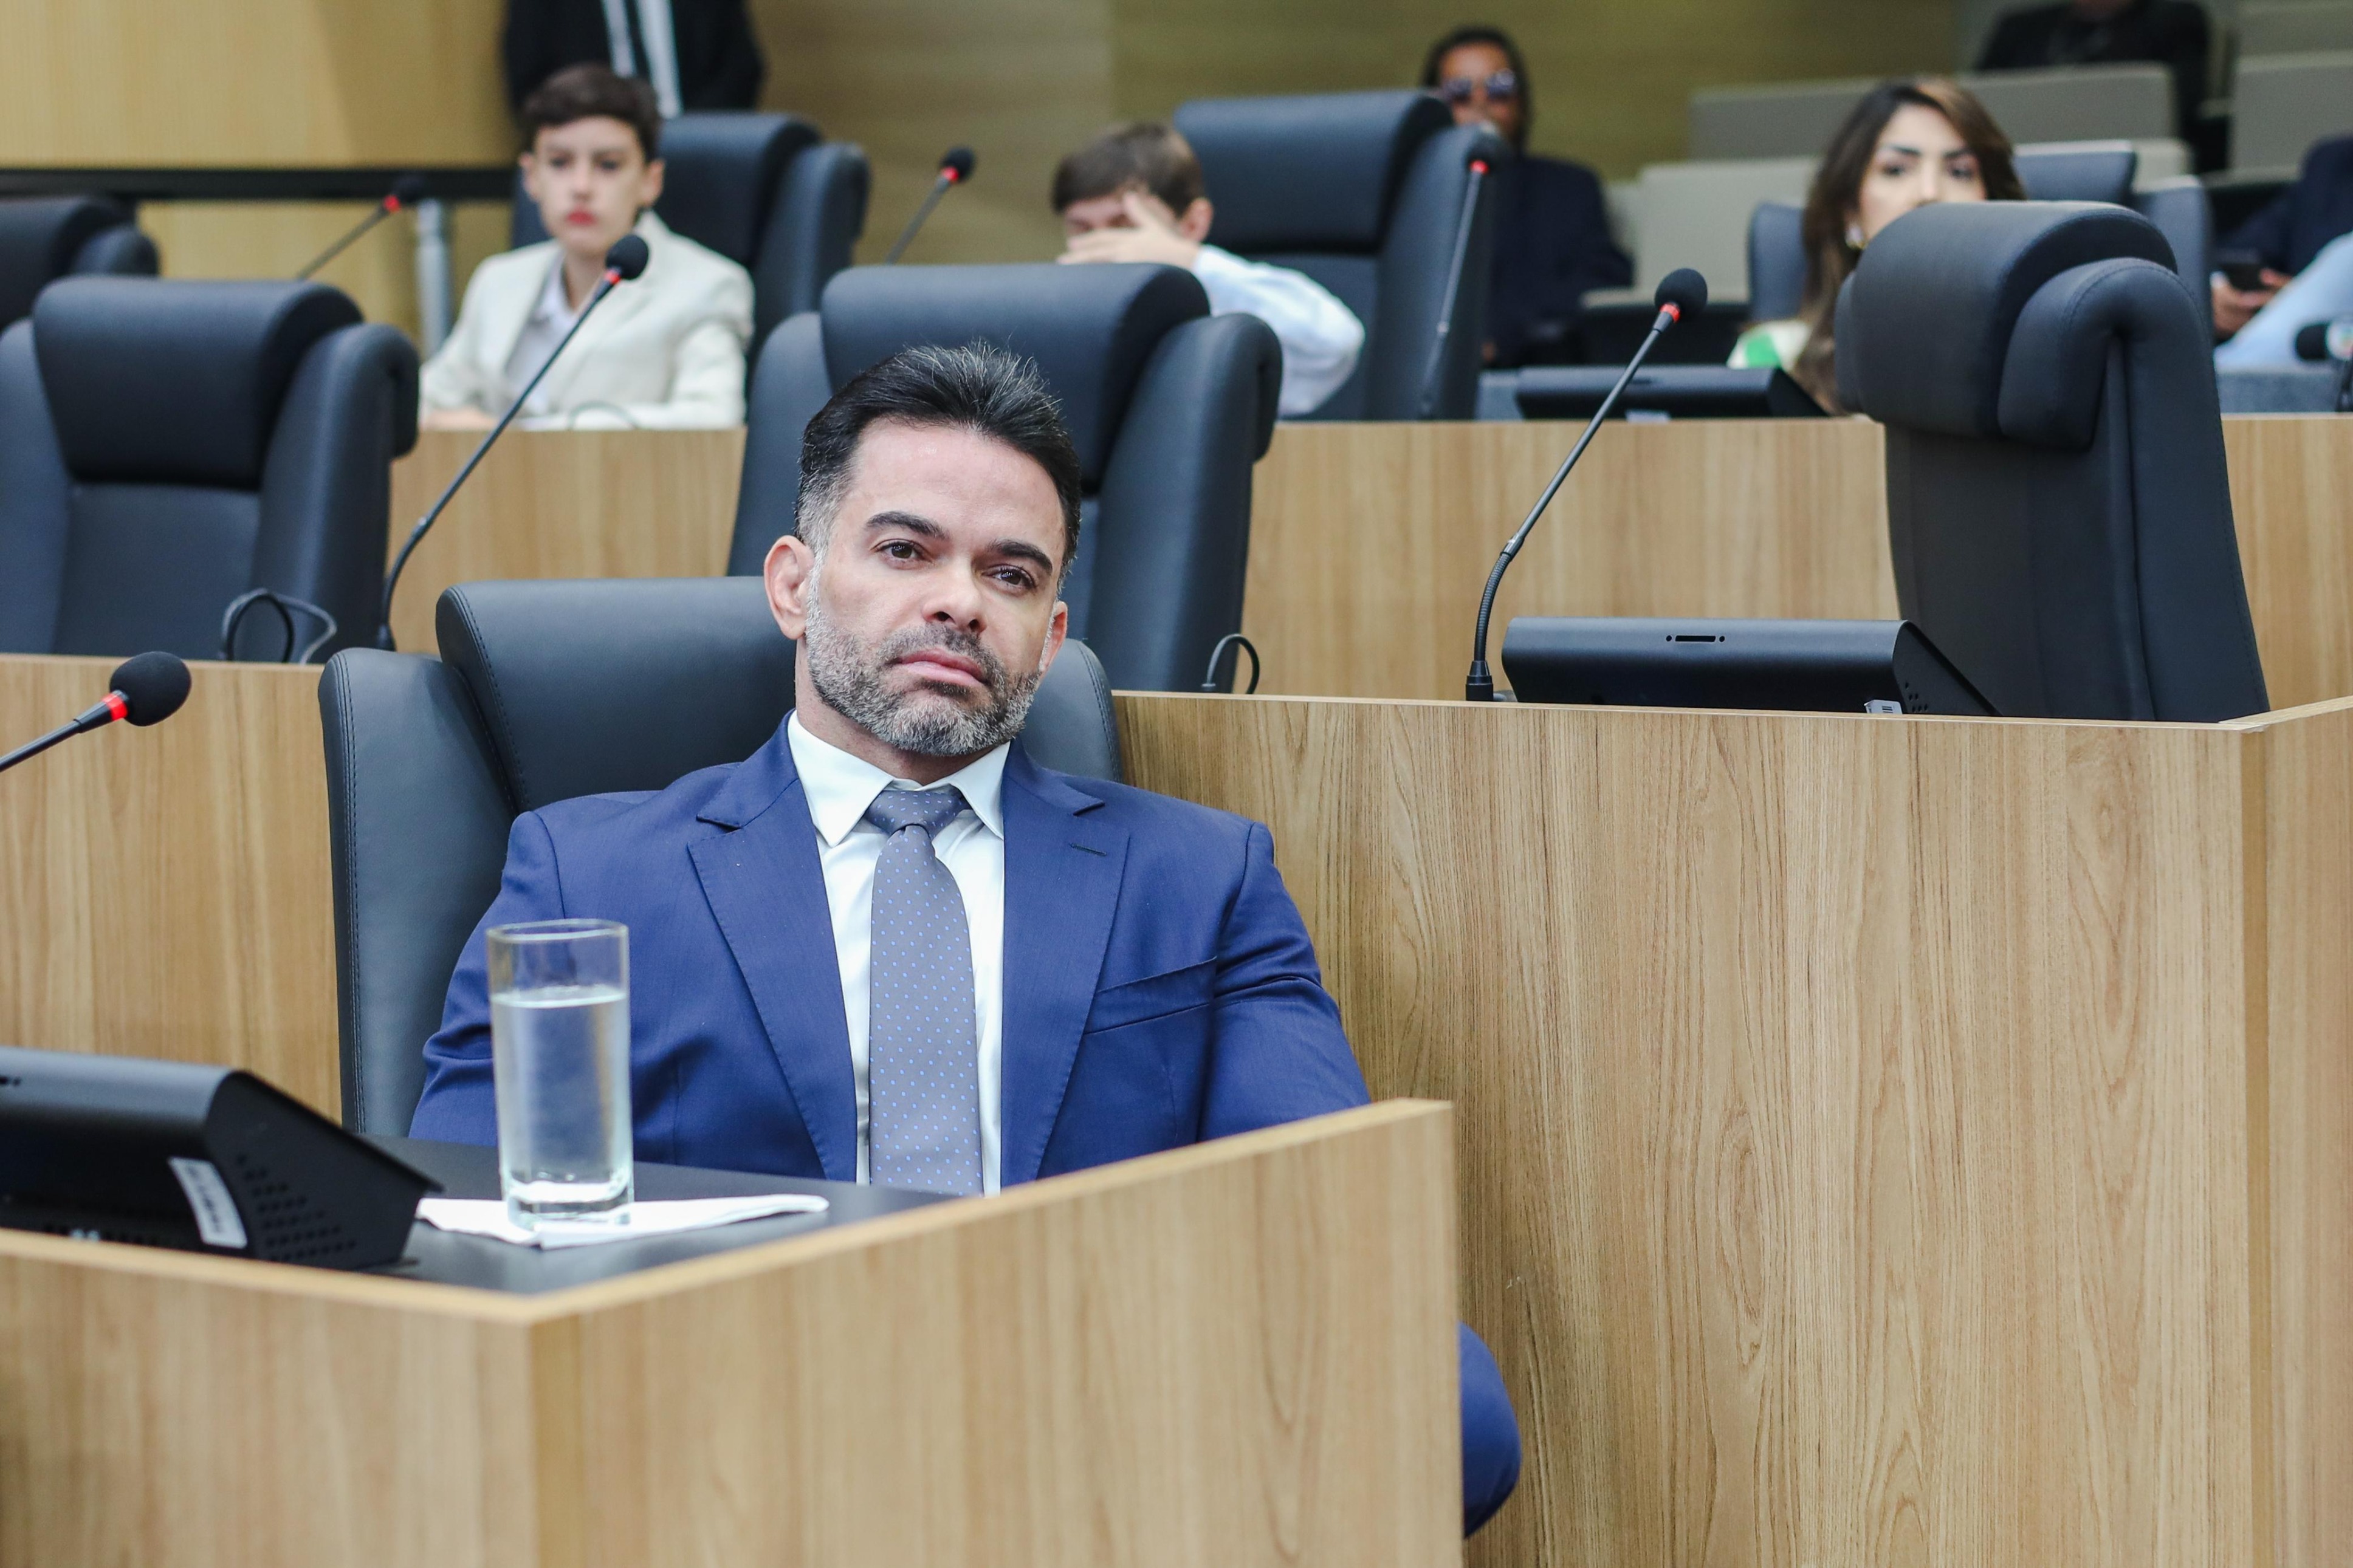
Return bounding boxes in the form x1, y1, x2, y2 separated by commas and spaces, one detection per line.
488, 919, 633, 1227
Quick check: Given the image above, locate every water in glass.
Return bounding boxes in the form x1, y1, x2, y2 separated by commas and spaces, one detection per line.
489, 920, 633, 1225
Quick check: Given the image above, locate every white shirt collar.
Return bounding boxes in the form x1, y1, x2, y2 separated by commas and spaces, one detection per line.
785, 711, 1009, 847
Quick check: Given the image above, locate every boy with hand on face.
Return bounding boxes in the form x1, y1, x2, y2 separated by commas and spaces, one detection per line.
419, 63, 752, 431
1053, 123, 1364, 417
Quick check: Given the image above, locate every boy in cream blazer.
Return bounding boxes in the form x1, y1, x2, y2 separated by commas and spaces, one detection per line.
421, 64, 752, 431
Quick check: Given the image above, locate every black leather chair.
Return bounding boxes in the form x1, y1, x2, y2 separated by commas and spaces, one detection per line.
1837, 200, 2266, 721
513, 112, 868, 354
0, 278, 417, 662
319, 577, 1123, 1134
725, 262, 1280, 693
1746, 143, 2211, 322
1170, 90, 1505, 420
0, 195, 157, 330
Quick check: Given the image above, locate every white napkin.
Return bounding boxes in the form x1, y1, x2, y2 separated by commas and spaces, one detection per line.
418, 1193, 828, 1250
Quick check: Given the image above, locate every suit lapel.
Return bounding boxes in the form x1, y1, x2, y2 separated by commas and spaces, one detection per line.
537, 270, 656, 408
688, 730, 859, 1180
998, 747, 1127, 1185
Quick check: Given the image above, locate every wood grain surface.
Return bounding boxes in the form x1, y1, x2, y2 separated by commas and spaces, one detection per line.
0, 1101, 1460, 1568
385, 428, 748, 653
0, 657, 337, 1115
1116, 690, 2352, 1568
2222, 416, 2353, 713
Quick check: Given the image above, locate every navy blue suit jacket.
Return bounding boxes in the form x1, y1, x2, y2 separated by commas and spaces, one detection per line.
410, 724, 1522, 1530
2229, 134, 2353, 278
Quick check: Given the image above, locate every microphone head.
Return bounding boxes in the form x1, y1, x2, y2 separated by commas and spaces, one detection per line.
109, 652, 190, 727
941, 146, 977, 182
388, 173, 428, 211
2296, 321, 2329, 362
604, 234, 651, 280
1654, 268, 1709, 321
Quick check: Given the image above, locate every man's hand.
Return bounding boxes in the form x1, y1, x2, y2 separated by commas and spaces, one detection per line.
2213, 268, 2292, 341
421, 406, 500, 431
1059, 191, 1203, 269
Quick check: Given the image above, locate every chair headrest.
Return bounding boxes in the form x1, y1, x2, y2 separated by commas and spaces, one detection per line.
0, 196, 133, 326
32, 278, 361, 485
817, 262, 1209, 488
1174, 90, 1454, 253
436, 577, 1120, 813
1835, 201, 2174, 438
654, 112, 822, 265
2015, 141, 2138, 204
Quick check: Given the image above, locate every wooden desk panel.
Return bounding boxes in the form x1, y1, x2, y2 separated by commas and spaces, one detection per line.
385, 430, 746, 654
0, 657, 336, 1115
0, 1102, 1458, 1568
1118, 691, 2353, 1568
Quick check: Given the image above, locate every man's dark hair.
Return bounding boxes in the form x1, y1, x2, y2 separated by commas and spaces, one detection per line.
520, 63, 663, 161
1051, 122, 1206, 215
1420, 24, 1535, 149
796, 344, 1084, 579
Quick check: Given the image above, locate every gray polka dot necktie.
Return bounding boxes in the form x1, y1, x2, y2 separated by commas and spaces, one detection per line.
863, 786, 983, 1196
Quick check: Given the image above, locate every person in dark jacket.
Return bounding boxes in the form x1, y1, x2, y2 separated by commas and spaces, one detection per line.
2213, 133, 2353, 341
1974, 0, 2208, 141
1419, 25, 1630, 367
504, 0, 764, 118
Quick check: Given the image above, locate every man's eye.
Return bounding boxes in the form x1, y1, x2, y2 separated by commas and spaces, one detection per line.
882, 540, 921, 560
992, 568, 1036, 590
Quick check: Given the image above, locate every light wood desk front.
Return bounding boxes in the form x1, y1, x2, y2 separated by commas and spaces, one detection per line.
388, 417, 2353, 709
0, 1101, 1460, 1568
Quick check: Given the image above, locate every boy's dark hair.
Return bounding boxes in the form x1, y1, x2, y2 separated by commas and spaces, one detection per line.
796, 344, 1083, 578
1051, 122, 1205, 215
520, 64, 663, 161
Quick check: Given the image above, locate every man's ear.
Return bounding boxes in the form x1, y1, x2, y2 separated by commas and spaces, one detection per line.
1037, 599, 1070, 676
638, 156, 665, 208
1176, 197, 1214, 242
519, 151, 543, 204
766, 533, 816, 641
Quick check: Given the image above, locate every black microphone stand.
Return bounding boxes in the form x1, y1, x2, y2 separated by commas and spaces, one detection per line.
0, 707, 112, 776
884, 166, 964, 265
1414, 155, 1493, 420
1465, 305, 1683, 701
376, 261, 631, 650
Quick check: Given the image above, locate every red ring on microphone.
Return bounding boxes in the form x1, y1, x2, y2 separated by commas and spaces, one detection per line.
103, 693, 128, 724
1661, 303, 1683, 323
1470, 159, 1491, 175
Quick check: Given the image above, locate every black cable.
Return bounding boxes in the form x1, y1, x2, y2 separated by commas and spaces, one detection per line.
221, 589, 340, 664
1201, 633, 1260, 694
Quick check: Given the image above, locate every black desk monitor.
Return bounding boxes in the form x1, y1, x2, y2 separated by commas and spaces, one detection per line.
1501, 617, 1995, 716
1514, 365, 1826, 420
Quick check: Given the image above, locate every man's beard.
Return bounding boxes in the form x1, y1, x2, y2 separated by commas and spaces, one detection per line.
802, 588, 1045, 758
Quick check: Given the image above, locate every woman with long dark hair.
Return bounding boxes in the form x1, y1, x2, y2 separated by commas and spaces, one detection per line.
1732, 78, 2024, 411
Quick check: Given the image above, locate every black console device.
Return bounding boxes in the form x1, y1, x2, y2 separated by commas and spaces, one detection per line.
1500, 617, 1994, 715
0, 1044, 434, 1268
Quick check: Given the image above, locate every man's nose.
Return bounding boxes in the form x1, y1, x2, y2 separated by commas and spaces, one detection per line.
923, 571, 988, 629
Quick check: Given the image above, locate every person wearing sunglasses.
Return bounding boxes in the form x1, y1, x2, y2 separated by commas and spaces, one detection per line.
1418, 24, 1629, 367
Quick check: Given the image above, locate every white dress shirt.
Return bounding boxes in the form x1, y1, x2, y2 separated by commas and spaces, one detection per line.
503, 258, 585, 418
1190, 243, 1366, 416
786, 714, 1007, 1193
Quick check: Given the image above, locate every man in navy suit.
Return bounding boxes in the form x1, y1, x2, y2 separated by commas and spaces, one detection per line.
410, 341, 1522, 1533
2213, 134, 2353, 349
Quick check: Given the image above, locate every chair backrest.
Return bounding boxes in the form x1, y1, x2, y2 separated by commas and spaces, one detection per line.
2231, 49, 2353, 173
0, 195, 157, 329
1836, 201, 2265, 721
1746, 202, 1807, 323
726, 262, 1280, 692
318, 576, 1124, 1134
2238, 3, 2353, 57
1170, 90, 1504, 419
512, 111, 868, 352
0, 278, 416, 661
1689, 64, 2177, 161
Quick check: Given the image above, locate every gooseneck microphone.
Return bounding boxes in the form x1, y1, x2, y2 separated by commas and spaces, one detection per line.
0, 652, 192, 777
883, 147, 977, 264
1415, 152, 1494, 419
376, 233, 650, 650
1464, 267, 1708, 701
296, 174, 428, 281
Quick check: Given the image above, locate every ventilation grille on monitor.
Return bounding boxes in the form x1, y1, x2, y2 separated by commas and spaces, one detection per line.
229, 1149, 368, 1264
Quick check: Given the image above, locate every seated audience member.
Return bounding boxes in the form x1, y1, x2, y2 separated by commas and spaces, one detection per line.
1731, 78, 2023, 413
1053, 123, 1364, 417
2212, 133, 2353, 363
408, 343, 1523, 1535
1418, 24, 1630, 366
1974, 0, 2208, 140
503, 0, 764, 116
419, 64, 751, 431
